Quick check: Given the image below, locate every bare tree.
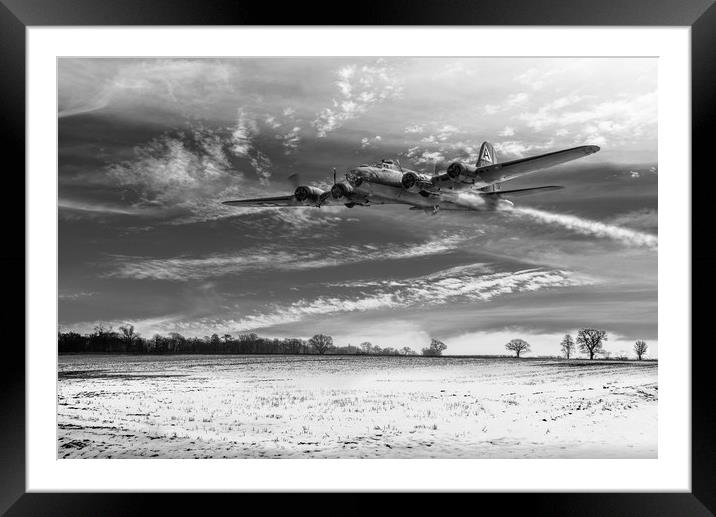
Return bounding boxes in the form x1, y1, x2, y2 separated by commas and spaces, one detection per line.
152, 333, 166, 354
633, 340, 648, 360
119, 324, 139, 353
309, 334, 333, 355
168, 332, 186, 353
359, 341, 373, 355
560, 334, 575, 359
577, 328, 608, 360
222, 334, 233, 353
505, 338, 531, 358
421, 338, 447, 357
401, 346, 416, 356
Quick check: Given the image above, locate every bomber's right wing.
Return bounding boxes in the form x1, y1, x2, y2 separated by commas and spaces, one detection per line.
222, 195, 299, 207
477, 145, 599, 185
480, 185, 564, 197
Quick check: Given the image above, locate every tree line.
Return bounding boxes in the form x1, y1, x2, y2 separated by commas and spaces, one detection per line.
57, 324, 450, 357
505, 328, 650, 360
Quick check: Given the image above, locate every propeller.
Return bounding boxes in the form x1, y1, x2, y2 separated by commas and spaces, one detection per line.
288, 173, 302, 189
318, 168, 338, 206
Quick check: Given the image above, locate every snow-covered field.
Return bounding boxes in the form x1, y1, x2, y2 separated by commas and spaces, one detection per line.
58, 355, 657, 459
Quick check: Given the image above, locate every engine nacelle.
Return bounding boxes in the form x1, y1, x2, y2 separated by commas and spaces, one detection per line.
401, 172, 435, 192
446, 161, 478, 181
294, 185, 326, 204
330, 181, 354, 199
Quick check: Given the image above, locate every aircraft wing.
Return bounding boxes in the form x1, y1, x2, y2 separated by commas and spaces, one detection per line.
477, 145, 599, 185
480, 185, 564, 197
222, 195, 299, 207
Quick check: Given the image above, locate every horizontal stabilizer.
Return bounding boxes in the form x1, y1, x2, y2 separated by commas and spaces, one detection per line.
480, 185, 564, 197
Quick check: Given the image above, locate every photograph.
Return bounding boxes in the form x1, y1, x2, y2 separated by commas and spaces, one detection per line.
57, 56, 658, 460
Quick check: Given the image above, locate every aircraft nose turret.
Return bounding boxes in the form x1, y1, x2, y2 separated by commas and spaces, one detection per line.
346, 166, 370, 186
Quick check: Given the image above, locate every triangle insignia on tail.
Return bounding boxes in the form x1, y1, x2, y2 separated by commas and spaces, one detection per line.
476, 141, 496, 167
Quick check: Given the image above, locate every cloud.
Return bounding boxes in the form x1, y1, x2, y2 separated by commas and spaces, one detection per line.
436, 125, 459, 141
517, 92, 657, 148
498, 126, 515, 137
197, 266, 595, 333
405, 147, 446, 166
492, 140, 553, 159
281, 126, 302, 155
107, 235, 466, 281
607, 209, 658, 232
360, 135, 382, 148
484, 92, 529, 114
404, 124, 425, 134
514, 68, 555, 91
58, 198, 158, 217
312, 61, 402, 137
58, 291, 97, 300
105, 124, 282, 223
264, 115, 282, 129
58, 59, 234, 119
229, 109, 272, 183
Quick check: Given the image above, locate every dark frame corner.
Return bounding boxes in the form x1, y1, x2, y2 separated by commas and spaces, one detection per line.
2, 0, 714, 514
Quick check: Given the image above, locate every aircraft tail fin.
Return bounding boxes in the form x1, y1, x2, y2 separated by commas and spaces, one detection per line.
476, 141, 496, 167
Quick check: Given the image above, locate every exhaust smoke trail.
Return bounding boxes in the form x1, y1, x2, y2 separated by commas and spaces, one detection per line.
507, 206, 658, 249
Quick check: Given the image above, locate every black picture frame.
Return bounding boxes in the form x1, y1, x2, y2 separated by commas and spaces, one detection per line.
2, 0, 713, 514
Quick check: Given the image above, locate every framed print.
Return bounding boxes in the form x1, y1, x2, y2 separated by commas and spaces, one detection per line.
2, 0, 714, 514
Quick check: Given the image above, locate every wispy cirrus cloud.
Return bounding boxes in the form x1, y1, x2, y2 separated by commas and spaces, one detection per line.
107, 235, 466, 281
312, 61, 402, 137
176, 266, 596, 334
59, 58, 234, 119
229, 109, 272, 183
58, 198, 159, 217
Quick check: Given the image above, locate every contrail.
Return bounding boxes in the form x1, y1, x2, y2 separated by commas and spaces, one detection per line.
507, 206, 658, 249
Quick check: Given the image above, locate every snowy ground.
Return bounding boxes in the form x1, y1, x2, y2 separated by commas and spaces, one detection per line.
58, 355, 657, 459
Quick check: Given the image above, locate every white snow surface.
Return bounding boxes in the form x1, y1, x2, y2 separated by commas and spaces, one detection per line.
58, 355, 657, 459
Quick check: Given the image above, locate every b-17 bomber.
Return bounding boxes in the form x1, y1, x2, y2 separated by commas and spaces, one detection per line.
223, 141, 600, 214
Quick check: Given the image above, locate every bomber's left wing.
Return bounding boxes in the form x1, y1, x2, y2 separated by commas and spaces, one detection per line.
477, 145, 599, 185
222, 195, 299, 207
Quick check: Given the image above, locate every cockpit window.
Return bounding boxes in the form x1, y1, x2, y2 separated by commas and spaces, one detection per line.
374, 160, 396, 170
346, 170, 363, 187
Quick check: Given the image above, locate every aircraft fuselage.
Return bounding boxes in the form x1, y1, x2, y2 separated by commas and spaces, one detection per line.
337, 160, 504, 210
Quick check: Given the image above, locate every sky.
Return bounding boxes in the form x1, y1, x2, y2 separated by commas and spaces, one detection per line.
58, 57, 658, 357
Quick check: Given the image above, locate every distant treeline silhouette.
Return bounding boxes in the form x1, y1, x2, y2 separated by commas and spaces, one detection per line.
58, 324, 425, 356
